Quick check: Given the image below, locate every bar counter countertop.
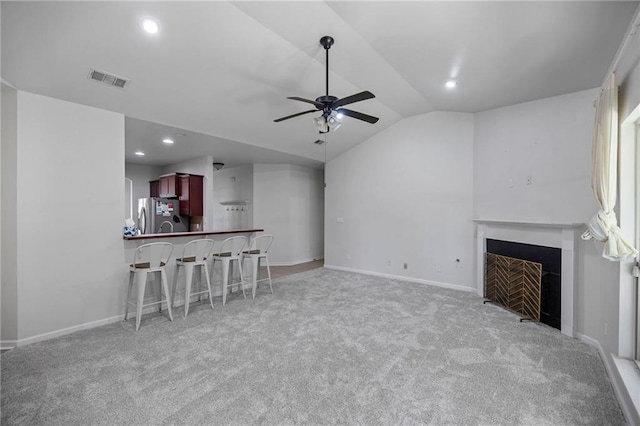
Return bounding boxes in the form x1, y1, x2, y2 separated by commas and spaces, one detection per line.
123, 228, 264, 240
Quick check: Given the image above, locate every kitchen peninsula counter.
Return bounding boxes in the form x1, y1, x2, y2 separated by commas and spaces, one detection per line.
122, 229, 264, 299
123, 228, 263, 240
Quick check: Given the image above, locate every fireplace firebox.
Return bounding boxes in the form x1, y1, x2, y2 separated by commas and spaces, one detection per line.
486, 239, 562, 330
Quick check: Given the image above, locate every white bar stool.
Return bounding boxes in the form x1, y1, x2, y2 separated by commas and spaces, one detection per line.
125, 242, 174, 331
171, 238, 216, 317
242, 234, 274, 299
210, 236, 247, 305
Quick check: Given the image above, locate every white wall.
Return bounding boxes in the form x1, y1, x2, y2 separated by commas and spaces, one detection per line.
163, 155, 214, 230
0, 1, 3, 347
1, 85, 18, 344
253, 164, 290, 263
10, 91, 125, 342
125, 162, 163, 207
211, 165, 254, 231
325, 111, 475, 289
253, 164, 324, 265
474, 88, 600, 222
473, 88, 619, 351
289, 165, 324, 263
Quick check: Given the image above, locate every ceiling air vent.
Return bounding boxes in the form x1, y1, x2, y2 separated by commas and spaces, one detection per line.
88, 68, 129, 89
314, 139, 325, 145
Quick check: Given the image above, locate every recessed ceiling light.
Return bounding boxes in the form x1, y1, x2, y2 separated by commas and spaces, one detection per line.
162, 138, 174, 144
135, 151, 145, 156
445, 80, 457, 89
140, 18, 159, 34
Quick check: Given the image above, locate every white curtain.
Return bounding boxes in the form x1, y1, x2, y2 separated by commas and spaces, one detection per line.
581, 72, 639, 261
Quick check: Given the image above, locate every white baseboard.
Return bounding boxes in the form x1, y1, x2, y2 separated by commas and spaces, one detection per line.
323, 264, 476, 293
576, 332, 600, 349
1, 340, 18, 350
576, 332, 639, 426
269, 258, 319, 267
0, 281, 259, 350
1, 314, 124, 349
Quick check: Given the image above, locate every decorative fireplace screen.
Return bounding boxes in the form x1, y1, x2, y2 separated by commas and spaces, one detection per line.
485, 253, 542, 321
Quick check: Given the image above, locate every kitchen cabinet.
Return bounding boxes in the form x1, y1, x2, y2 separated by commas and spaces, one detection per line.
149, 180, 159, 198
159, 174, 179, 198
179, 174, 204, 216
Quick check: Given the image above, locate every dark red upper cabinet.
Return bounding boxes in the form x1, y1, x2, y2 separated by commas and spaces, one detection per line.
179, 174, 204, 216
158, 174, 179, 198
149, 180, 160, 198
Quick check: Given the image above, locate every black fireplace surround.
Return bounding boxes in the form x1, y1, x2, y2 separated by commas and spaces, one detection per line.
487, 239, 562, 329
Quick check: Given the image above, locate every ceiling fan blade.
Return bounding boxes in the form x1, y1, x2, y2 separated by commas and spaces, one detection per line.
287, 97, 324, 109
338, 108, 379, 124
274, 109, 318, 123
332, 91, 375, 109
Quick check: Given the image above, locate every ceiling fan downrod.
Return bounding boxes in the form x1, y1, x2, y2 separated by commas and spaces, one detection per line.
320, 35, 334, 97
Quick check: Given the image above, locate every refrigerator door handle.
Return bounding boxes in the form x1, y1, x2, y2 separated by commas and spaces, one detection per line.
139, 206, 147, 234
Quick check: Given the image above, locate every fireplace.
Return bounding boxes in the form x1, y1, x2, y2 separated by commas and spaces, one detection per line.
486, 239, 562, 329
475, 220, 583, 337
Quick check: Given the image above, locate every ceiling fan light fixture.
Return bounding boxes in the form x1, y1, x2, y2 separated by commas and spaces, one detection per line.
314, 116, 329, 133
327, 115, 342, 131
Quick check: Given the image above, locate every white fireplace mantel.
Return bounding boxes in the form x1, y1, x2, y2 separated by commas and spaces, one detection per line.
474, 219, 585, 337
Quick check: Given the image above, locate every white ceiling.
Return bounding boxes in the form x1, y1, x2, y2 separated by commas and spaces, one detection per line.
2, 1, 638, 168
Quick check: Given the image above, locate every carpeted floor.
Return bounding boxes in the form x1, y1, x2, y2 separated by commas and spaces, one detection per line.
0, 268, 625, 425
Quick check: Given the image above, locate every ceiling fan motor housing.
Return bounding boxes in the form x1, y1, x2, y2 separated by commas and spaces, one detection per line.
316, 95, 338, 117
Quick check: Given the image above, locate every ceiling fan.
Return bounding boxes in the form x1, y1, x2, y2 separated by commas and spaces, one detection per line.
274, 35, 379, 133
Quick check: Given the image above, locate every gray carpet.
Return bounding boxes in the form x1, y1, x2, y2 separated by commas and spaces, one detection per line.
1, 268, 625, 425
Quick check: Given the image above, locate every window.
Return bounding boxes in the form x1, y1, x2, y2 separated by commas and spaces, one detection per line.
635, 121, 640, 360
618, 103, 640, 361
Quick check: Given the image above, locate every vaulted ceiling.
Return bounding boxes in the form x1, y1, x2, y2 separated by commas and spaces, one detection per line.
2, 1, 638, 168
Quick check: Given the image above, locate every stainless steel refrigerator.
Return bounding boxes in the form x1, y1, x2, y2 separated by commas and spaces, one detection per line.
137, 198, 190, 234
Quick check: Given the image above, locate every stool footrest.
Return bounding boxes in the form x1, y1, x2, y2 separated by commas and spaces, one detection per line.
173, 289, 211, 299
245, 276, 271, 283
127, 298, 169, 309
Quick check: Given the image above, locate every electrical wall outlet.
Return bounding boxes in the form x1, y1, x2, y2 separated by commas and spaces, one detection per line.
403, 263, 408, 269
435, 264, 441, 272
